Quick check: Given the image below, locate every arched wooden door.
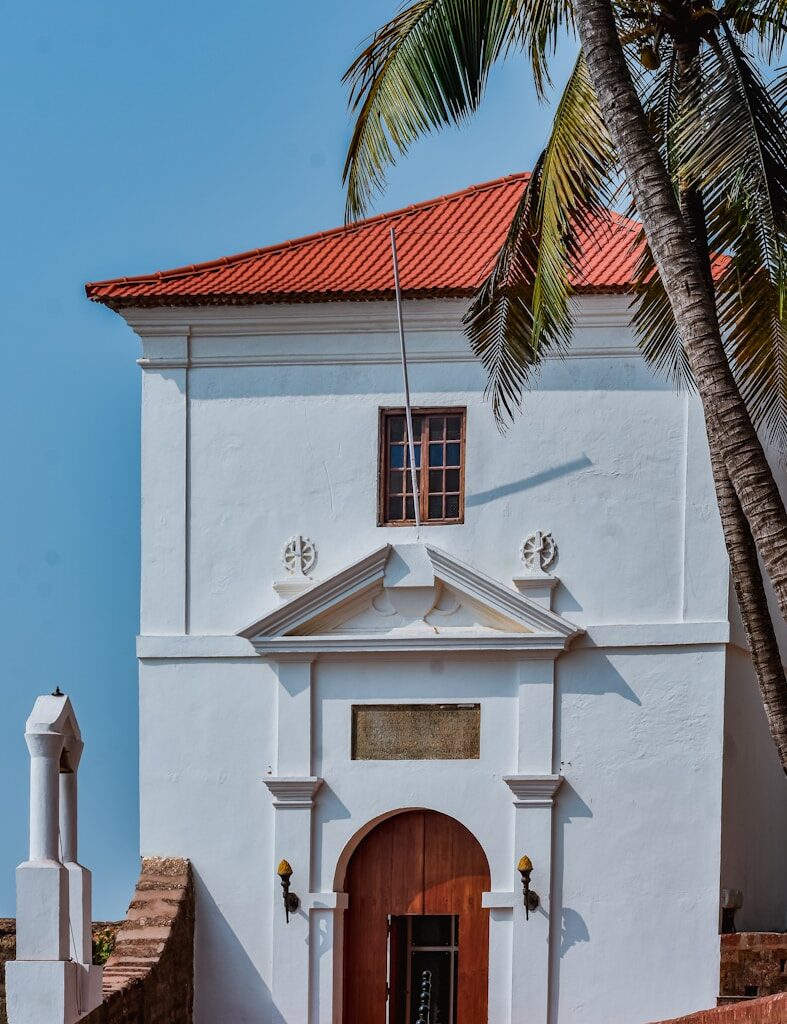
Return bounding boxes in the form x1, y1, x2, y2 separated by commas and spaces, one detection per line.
342, 810, 490, 1024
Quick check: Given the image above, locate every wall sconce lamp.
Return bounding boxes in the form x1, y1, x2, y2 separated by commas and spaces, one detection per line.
518, 855, 540, 920
277, 860, 300, 923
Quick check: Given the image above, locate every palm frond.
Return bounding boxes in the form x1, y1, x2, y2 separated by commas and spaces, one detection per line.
680, 29, 787, 446
513, 0, 575, 100
626, 41, 692, 386
725, 0, 787, 62
629, 230, 693, 387
342, 0, 575, 219
464, 51, 616, 426
342, 0, 518, 220
463, 161, 546, 426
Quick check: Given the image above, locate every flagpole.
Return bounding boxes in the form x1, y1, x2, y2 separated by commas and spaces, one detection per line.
390, 226, 421, 530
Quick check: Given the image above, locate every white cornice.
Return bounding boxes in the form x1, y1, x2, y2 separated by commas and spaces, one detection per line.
124, 300, 469, 338
503, 775, 564, 807
123, 295, 635, 342
263, 776, 324, 808
254, 635, 569, 656
579, 621, 730, 647
137, 345, 639, 371
136, 620, 732, 659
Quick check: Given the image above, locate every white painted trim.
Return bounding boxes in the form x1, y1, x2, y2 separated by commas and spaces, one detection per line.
253, 635, 568, 656
241, 544, 582, 659
263, 777, 324, 809
136, 345, 640, 370
122, 295, 634, 340
503, 775, 563, 807
481, 892, 517, 909
301, 892, 349, 911
136, 634, 258, 658
240, 545, 392, 640
135, 620, 732, 659
579, 621, 730, 647
424, 544, 580, 639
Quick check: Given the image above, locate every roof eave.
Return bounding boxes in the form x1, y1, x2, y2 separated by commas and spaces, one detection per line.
87, 283, 632, 311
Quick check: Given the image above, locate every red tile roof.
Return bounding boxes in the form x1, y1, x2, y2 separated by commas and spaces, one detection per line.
86, 173, 644, 308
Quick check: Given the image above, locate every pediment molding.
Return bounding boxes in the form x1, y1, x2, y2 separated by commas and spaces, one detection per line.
240, 544, 582, 657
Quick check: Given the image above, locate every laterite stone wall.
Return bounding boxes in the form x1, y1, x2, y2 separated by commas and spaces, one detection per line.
648, 993, 787, 1023
82, 857, 194, 1024
0, 920, 15, 1024
720, 934, 787, 1000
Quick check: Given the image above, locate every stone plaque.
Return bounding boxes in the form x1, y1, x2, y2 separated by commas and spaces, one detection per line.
351, 704, 480, 761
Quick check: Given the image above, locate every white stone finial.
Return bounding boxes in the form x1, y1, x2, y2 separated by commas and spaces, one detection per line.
520, 531, 557, 573
6, 693, 102, 1024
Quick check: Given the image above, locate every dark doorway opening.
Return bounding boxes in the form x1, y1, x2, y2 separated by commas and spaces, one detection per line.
388, 915, 459, 1024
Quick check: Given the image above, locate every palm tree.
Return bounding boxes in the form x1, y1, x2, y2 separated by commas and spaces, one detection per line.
342, 0, 787, 769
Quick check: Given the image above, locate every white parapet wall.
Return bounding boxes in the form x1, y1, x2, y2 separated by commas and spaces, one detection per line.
6, 692, 103, 1024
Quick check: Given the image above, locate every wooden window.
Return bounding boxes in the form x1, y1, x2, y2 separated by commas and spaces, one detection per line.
379, 408, 466, 526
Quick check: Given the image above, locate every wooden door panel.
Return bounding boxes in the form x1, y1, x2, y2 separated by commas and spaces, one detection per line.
344, 824, 391, 1023
423, 810, 455, 914
343, 811, 490, 1024
390, 811, 425, 915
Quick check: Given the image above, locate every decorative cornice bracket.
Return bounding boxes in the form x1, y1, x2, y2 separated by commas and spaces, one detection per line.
263, 776, 324, 808
503, 774, 563, 808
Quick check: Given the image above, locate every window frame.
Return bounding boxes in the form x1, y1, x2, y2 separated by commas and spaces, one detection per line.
377, 406, 467, 527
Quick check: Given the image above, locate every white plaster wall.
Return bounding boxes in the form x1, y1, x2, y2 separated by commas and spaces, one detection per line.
129, 296, 737, 1024
184, 352, 707, 637
138, 659, 277, 1024
129, 298, 730, 638
314, 656, 518, 894
552, 646, 726, 1023
721, 647, 787, 932
138, 644, 727, 1024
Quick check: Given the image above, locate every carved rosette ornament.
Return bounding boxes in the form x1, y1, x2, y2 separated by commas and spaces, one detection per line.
283, 535, 317, 577
520, 531, 557, 573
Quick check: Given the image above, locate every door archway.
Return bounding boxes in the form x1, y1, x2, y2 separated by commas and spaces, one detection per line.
342, 810, 490, 1024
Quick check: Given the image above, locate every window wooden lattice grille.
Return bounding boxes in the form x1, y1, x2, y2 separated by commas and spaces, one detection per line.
379, 408, 466, 526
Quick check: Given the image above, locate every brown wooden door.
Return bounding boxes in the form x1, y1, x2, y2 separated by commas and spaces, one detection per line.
342, 810, 490, 1024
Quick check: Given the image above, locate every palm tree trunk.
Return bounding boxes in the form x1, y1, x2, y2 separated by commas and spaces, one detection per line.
672, 50, 787, 772
712, 450, 787, 770
572, 0, 787, 629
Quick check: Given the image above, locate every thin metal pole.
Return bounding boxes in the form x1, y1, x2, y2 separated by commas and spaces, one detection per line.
390, 226, 421, 529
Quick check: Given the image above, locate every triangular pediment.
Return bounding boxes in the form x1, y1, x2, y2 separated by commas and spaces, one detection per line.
240, 544, 582, 656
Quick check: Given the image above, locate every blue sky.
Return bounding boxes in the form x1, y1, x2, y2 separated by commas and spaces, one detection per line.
0, 1, 573, 917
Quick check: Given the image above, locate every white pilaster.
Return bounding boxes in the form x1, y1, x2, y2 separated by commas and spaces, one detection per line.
306, 893, 348, 1024
516, 659, 555, 773
497, 655, 561, 1024
266, 654, 322, 1024
140, 338, 189, 635
503, 776, 562, 1024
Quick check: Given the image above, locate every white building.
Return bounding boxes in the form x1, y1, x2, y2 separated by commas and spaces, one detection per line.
87, 174, 787, 1024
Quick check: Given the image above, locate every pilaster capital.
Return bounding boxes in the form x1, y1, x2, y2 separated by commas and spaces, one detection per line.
503, 774, 563, 807
24, 731, 64, 760
263, 776, 324, 808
